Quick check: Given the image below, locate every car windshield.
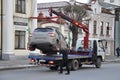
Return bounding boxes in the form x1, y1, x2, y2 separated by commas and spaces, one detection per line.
34, 28, 54, 32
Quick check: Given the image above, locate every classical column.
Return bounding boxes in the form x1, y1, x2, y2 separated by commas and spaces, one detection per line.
31, 0, 37, 32
2, 0, 14, 60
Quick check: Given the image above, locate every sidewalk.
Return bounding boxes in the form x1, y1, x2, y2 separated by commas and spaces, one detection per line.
104, 55, 120, 63
0, 55, 120, 71
0, 56, 38, 71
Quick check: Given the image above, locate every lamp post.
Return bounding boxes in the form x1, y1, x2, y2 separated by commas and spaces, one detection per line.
0, 0, 3, 59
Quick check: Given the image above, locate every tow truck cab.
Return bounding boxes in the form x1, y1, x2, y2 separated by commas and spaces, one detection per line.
75, 38, 106, 61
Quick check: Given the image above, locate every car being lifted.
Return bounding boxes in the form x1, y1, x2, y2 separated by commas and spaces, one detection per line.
28, 27, 68, 54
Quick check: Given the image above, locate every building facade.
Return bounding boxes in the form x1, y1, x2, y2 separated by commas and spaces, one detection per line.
88, 11, 114, 55
99, 0, 120, 8
0, 0, 117, 60
99, 0, 120, 55
89, 0, 115, 55
0, 0, 37, 60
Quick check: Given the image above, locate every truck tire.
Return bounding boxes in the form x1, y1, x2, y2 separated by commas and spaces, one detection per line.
95, 57, 102, 68
49, 66, 59, 70
71, 59, 79, 70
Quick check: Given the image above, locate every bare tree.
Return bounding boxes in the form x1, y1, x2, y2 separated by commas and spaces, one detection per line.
63, 4, 87, 48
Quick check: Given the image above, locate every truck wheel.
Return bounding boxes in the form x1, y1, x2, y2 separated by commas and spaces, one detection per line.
49, 66, 58, 70
71, 59, 79, 70
95, 57, 102, 68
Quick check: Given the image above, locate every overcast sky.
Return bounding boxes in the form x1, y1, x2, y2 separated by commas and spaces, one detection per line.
37, 0, 89, 3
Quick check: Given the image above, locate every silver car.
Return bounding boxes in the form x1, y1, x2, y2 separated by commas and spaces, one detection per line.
28, 27, 68, 54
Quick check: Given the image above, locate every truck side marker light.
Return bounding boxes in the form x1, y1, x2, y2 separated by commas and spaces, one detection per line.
49, 61, 54, 64
30, 59, 35, 63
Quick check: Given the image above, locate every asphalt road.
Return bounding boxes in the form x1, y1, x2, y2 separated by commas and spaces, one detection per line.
0, 63, 120, 80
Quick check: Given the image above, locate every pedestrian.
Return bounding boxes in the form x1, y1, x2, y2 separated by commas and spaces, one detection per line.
59, 49, 70, 75
116, 47, 120, 58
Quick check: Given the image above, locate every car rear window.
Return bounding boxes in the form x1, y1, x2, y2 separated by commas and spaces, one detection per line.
34, 28, 54, 32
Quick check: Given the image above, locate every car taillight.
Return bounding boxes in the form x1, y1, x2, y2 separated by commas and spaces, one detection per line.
28, 46, 35, 51
48, 32, 56, 37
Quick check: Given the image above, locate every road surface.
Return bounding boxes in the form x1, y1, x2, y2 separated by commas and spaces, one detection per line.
0, 63, 120, 80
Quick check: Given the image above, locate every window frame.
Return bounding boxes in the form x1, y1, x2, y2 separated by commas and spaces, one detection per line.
15, 31, 26, 49
15, 0, 26, 14
93, 20, 97, 35
100, 21, 104, 36
106, 22, 110, 36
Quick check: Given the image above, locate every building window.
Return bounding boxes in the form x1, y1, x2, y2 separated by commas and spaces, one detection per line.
15, 31, 25, 49
106, 22, 110, 36
110, 0, 114, 3
93, 20, 97, 34
83, 20, 89, 30
15, 0, 26, 14
100, 21, 104, 36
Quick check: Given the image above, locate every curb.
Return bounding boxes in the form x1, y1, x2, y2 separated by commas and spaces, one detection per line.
0, 65, 39, 71
103, 59, 120, 64
105, 58, 120, 62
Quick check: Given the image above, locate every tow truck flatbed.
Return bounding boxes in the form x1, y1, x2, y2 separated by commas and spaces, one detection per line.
28, 50, 93, 60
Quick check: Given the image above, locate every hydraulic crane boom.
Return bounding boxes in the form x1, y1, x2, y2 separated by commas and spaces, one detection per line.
49, 8, 89, 49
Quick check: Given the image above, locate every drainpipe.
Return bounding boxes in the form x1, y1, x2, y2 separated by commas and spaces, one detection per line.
0, 0, 3, 59
114, 8, 120, 56
114, 17, 116, 56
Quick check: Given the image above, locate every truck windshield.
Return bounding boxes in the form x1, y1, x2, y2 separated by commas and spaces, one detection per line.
98, 40, 107, 52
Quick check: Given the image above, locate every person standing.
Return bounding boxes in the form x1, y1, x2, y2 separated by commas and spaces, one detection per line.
59, 49, 70, 75
116, 47, 120, 58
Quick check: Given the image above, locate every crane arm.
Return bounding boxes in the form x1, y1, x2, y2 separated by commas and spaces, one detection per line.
49, 8, 89, 49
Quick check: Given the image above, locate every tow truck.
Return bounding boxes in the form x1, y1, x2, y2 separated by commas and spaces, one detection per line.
28, 8, 106, 70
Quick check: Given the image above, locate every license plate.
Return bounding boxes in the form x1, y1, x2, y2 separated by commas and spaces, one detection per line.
39, 60, 46, 62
